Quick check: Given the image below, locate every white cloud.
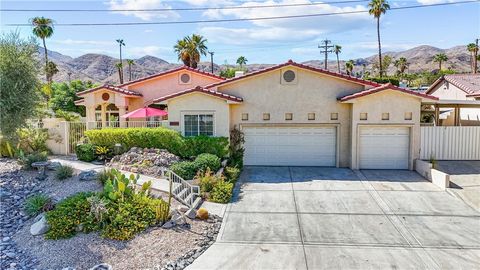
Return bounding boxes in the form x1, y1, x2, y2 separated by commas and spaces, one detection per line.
199, 0, 370, 44
144, 29, 154, 33
107, 0, 180, 21
127, 45, 170, 56
416, 0, 463, 4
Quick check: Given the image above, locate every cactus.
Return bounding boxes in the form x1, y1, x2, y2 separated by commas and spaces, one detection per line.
196, 208, 209, 220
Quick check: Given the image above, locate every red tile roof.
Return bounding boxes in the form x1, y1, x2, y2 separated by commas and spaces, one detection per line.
204, 59, 381, 89
426, 74, 480, 95
149, 86, 243, 104
339, 83, 439, 101
119, 66, 224, 87
77, 84, 143, 97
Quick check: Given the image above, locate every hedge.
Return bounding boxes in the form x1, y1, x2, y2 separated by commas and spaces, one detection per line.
84, 127, 228, 158
367, 77, 400, 86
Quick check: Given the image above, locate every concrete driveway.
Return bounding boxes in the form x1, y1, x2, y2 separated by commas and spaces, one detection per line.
188, 167, 480, 270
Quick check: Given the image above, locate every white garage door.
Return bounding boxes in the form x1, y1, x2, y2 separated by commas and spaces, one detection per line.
243, 126, 336, 166
359, 127, 410, 169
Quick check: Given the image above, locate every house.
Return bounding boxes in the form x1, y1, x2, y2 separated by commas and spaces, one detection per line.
77, 60, 439, 170
425, 74, 480, 126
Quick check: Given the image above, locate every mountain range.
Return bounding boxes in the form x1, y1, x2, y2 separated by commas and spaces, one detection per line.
40, 45, 473, 84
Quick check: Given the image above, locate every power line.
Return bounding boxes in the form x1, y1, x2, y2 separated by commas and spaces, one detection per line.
6, 1, 479, 26
0, 0, 369, 12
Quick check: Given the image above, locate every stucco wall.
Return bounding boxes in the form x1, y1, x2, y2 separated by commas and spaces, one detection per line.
348, 90, 422, 170
166, 92, 230, 137
216, 67, 367, 167
429, 81, 472, 100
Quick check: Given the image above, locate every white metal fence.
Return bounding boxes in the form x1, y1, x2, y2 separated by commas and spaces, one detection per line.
86, 121, 169, 129
420, 126, 480, 160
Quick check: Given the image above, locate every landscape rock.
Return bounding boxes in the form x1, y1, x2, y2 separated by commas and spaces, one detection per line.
90, 263, 112, 270
30, 215, 49, 236
171, 210, 186, 225
162, 221, 176, 229
108, 148, 179, 177
79, 170, 97, 181
185, 208, 197, 220
47, 162, 62, 170
177, 205, 189, 213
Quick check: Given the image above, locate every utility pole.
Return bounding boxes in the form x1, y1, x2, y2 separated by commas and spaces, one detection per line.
208, 51, 214, 74
318, 39, 334, 70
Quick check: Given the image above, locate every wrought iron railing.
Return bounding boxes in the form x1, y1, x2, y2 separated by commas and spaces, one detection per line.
167, 170, 200, 207
86, 121, 170, 129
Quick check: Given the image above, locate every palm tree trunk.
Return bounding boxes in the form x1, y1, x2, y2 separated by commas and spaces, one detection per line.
119, 45, 124, 84
336, 53, 340, 73
42, 38, 49, 81
129, 65, 132, 81
439, 61, 442, 71
377, 17, 383, 78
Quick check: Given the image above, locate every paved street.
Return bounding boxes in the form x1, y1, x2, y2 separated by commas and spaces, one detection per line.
188, 166, 480, 270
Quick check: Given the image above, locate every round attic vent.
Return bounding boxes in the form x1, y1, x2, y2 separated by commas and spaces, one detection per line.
283, 70, 296, 82
180, 73, 191, 83
102, 93, 110, 101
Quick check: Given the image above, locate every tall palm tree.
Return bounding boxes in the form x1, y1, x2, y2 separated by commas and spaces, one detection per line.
433, 53, 448, 71
236, 56, 248, 68
394, 57, 408, 76
116, 39, 125, 83
174, 34, 208, 68
31, 17, 54, 81
345, 60, 354, 76
368, 0, 390, 78
333, 45, 342, 73
126, 59, 135, 81
467, 43, 478, 74
115, 62, 124, 84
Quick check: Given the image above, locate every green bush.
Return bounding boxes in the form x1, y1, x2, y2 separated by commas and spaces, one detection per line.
210, 181, 233, 203
24, 194, 52, 216
45, 192, 98, 239
84, 128, 228, 158
76, 143, 96, 162
196, 168, 222, 194
96, 168, 116, 185
225, 166, 241, 183
194, 153, 221, 173
17, 128, 49, 153
55, 165, 74, 180
367, 77, 400, 86
18, 151, 48, 169
170, 161, 198, 180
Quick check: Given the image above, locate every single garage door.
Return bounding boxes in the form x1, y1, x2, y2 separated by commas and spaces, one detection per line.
359, 126, 410, 169
243, 126, 336, 166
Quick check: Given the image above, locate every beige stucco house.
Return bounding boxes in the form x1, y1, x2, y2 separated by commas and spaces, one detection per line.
77, 60, 439, 170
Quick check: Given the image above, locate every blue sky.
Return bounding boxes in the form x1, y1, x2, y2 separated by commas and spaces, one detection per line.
1, 0, 479, 64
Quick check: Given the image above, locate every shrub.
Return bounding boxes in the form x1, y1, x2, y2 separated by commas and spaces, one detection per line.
96, 168, 116, 185
196, 168, 223, 195
170, 161, 198, 180
24, 194, 52, 216
210, 181, 234, 204
228, 126, 244, 169
17, 128, 49, 153
95, 145, 111, 161
18, 151, 48, 169
367, 77, 400, 86
45, 192, 98, 239
76, 143, 96, 162
225, 166, 241, 183
55, 165, 74, 180
194, 153, 221, 173
182, 136, 228, 158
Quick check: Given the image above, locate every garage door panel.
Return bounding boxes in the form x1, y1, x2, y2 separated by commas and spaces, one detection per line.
244, 126, 336, 166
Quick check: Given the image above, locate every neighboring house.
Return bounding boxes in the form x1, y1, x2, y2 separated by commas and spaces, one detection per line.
77, 60, 439, 170
425, 74, 480, 125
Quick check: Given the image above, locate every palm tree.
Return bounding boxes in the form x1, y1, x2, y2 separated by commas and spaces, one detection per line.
116, 39, 125, 83
174, 34, 208, 68
368, 0, 390, 78
394, 57, 408, 76
345, 60, 354, 76
45, 61, 58, 83
433, 53, 448, 71
31, 17, 54, 81
467, 43, 479, 74
115, 62, 124, 84
126, 59, 135, 81
333, 45, 342, 73
236, 56, 248, 68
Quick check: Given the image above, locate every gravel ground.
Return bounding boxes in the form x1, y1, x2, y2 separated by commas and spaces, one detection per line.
0, 158, 221, 270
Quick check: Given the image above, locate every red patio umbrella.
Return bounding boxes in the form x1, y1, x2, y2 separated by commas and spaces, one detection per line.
120, 107, 168, 118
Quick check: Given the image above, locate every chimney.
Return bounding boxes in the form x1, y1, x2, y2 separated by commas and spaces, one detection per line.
234, 71, 245, 78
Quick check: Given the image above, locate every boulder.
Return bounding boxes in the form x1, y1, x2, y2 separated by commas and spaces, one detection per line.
47, 161, 62, 170
79, 170, 97, 181
177, 205, 189, 213
185, 208, 197, 220
90, 263, 112, 270
171, 210, 186, 225
162, 221, 176, 229
30, 215, 49, 236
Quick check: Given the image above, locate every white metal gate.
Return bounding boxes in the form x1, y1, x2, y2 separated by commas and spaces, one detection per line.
420, 126, 480, 160
67, 122, 87, 155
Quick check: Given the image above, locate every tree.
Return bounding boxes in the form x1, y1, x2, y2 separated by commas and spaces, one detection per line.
115, 62, 124, 84
30, 16, 54, 82
0, 32, 40, 139
394, 57, 408, 76
467, 43, 478, 74
49, 80, 95, 116
333, 45, 342, 73
174, 34, 208, 68
236, 56, 248, 68
116, 39, 125, 83
433, 53, 448, 71
45, 61, 58, 83
382, 55, 392, 75
345, 60, 354, 75
368, 0, 390, 78
126, 59, 135, 81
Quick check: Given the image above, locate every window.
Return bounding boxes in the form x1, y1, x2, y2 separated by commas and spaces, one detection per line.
184, 114, 214, 136
405, 112, 413, 120
242, 113, 249, 121
263, 113, 270, 121
330, 113, 338, 120
360, 113, 368, 120
382, 113, 390, 120
285, 113, 293, 120
308, 113, 315, 120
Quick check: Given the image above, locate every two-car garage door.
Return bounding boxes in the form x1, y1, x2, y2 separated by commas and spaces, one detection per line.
243, 126, 336, 166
